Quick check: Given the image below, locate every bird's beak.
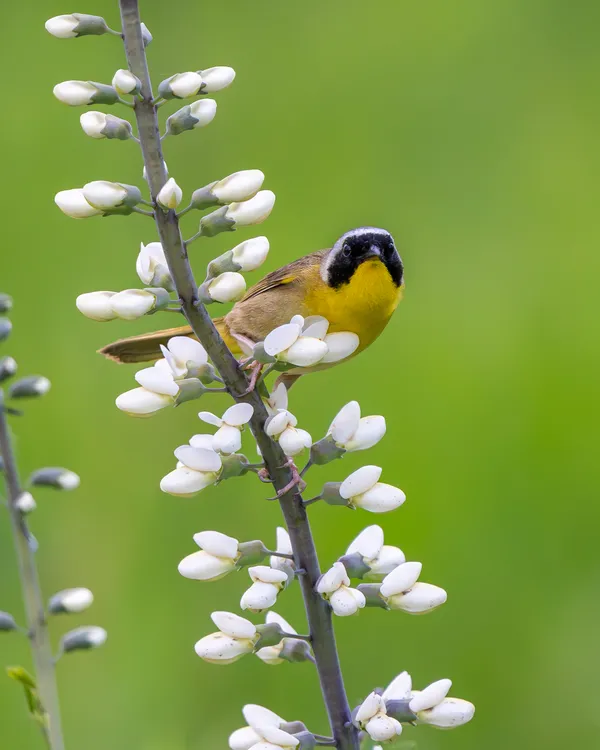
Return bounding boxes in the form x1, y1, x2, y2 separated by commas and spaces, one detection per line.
364, 244, 381, 260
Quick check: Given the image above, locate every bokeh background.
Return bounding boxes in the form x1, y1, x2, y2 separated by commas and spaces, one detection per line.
2, 1, 600, 748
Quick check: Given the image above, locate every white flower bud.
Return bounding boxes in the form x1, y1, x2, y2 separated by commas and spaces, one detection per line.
382, 671, 413, 702
76, 291, 118, 321
409, 679, 452, 713
112, 69, 141, 95
0, 355, 17, 383
116, 387, 174, 417
166, 100, 218, 135
416, 697, 475, 728
212, 611, 257, 639
329, 586, 366, 617
316, 562, 349, 595
157, 178, 183, 209
8, 376, 51, 400
136, 242, 173, 290
379, 562, 423, 598
225, 190, 276, 227
80, 111, 133, 140
29, 468, 80, 490
328, 402, 386, 452
45, 14, 108, 38
320, 332, 360, 363
195, 612, 257, 665
213, 170, 265, 204
179, 551, 234, 581
316, 562, 365, 617
178, 531, 240, 581
241, 566, 287, 613
261, 317, 335, 368
61, 626, 107, 652
229, 727, 262, 750
194, 632, 254, 664
55, 189, 101, 219
346, 525, 384, 562
83, 181, 141, 211
140, 22, 152, 45
49, 588, 94, 615
160, 466, 220, 496
161, 336, 209, 379
53, 80, 117, 106
198, 66, 236, 92
264, 322, 302, 357
45, 15, 80, 37
110, 289, 157, 319
278, 426, 312, 457
134, 367, 180, 396
190, 98, 217, 125
256, 725, 299, 748
206, 272, 247, 304
160, 444, 222, 495
339, 466, 405, 513
284, 337, 328, 367
364, 714, 402, 742
0, 611, 18, 632
231, 236, 270, 271
15, 492, 36, 514
158, 71, 204, 99
345, 416, 387, 452
356, 692, 386, 724
243, 704, 286, 729
387, 582, 447, 614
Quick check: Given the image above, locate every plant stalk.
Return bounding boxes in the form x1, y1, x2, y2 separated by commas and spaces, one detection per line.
118, 2, 359, 746
0, 391, 65, 750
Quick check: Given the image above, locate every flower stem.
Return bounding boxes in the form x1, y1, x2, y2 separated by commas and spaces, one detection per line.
118, 2, 359, 747
0, 391, 65, 750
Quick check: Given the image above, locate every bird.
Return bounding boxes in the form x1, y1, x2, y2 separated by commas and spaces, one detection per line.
100, 226, 404, 388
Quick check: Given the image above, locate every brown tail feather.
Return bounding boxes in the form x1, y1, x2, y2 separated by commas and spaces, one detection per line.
99, 325, 196, 364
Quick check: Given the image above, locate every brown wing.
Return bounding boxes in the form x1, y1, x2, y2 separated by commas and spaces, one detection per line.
225, 250, 329, 343
240, 250, 327, 303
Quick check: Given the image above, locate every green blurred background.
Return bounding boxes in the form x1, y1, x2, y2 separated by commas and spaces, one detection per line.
2, 0, 600, 748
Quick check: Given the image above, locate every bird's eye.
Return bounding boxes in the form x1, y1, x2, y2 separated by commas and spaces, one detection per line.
342, 244, 352, 258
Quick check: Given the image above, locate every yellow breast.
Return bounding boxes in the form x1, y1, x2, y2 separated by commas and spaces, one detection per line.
304, 259, 403, 352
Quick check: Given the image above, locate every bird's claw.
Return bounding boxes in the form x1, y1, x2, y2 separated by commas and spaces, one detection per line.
276, 459, 307, 497
239, 360, 263, 395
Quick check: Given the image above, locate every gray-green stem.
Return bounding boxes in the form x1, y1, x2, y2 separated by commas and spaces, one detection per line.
0, 391, 65, 750
118, 2, 359, 747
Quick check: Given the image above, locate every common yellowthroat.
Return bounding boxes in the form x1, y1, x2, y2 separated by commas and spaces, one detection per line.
101, 227, 404, 384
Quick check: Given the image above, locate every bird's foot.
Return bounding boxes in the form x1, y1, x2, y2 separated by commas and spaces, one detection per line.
276, 458, 307, 497
239, 360, 263, 395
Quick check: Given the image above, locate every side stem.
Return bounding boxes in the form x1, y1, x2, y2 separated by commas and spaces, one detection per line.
118, 2, 359, 747
0, 391, 65, 750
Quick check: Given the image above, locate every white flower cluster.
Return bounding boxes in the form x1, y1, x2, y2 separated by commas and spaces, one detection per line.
115, 336, 210, 417
355, 670, 475, 743
229, 705, 299, 750
378, 560, 447, 614
260, 315, 359, 368
345, 525, 406, 580
194, 608, 308, 669
327, 400, 387, 452
55, 181, 142, 218
47, 12, 476, 747
317, 525, 446, 617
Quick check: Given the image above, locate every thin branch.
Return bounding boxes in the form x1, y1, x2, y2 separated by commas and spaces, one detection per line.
0, 392, 65, 750
283, 632, 311, 642
118, 2, 359, 747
